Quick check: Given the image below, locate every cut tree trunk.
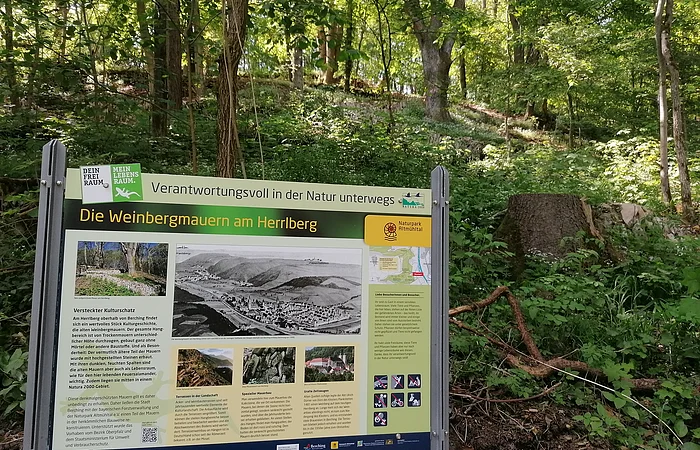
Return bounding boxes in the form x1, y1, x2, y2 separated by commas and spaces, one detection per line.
496, 194, 596, 274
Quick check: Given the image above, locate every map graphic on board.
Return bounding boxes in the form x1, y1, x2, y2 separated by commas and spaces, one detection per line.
368, 246, 431, 285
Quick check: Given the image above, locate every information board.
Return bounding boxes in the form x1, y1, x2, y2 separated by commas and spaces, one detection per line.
23, 141, 450, 450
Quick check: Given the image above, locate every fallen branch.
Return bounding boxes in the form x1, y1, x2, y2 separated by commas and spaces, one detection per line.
451, 286, 661, 391
451, 382, 562, 404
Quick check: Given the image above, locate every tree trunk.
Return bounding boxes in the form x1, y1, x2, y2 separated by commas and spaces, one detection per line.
98, 242, 105, 268
291, 45, 304, 89
418, 40, 453, 121
26, 8, 41, 107
404, 0, 465, 121
121, 243, 138, 276
152, 0, 169, 136
566, 89, 574, 149
509, 12, 524, 65
192, 0, 204, 98
57, 0, 68, 60
496, 194, 595, 276
3, 0, 19, 110
374, 0, 393, 127
655, 0, 672, 205
136, 0, 155, 98
166, 0, 183, 110
343, 0, 354, 92
459, 51, 466, 99
216, 0, 248, 178
660, 0, 693, 221
80, 0, 100, 106
318, 27, 327, 80
324, 24, 342, 85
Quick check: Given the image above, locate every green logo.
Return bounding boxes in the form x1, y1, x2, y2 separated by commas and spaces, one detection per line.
111, 164, 143, 203
401, 192, 425, 208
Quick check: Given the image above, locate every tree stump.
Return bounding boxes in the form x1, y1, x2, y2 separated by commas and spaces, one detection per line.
496, 194, 594, 273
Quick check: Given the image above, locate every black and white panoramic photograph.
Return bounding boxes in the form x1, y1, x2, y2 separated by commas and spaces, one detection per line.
172, 244, 362, 337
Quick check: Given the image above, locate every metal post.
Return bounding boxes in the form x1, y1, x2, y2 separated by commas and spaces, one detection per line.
430, 166, 449, 450
24, 140, 67, 450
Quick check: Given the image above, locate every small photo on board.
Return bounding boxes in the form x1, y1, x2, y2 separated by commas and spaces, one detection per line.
177, 348, 233, 387
304, 346, 355, 382
75, 242, 168, 296
243, 347, 295, 384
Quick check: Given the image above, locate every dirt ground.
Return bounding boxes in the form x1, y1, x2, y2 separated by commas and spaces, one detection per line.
449, 400, 609, 450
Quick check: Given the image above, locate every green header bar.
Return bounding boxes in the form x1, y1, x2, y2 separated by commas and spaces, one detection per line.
64, 199, 369, 239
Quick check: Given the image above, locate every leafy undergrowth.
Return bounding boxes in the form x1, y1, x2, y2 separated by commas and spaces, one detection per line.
1, 83, 699, 447
74, 277, 139, 296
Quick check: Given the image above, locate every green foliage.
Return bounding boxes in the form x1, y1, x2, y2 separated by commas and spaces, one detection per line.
0, 348, 28, 418
74, 278, 139, 296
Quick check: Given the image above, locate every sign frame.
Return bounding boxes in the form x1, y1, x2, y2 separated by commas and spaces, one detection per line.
23, 141, 450, 450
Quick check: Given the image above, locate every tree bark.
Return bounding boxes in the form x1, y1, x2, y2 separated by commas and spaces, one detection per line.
166, 0, 183, 110
495, 194, 594, 276
136, 0, 155, 98
152, 0, 169, 136
654, 0, 672, 205
216, 0, 248, 178
343, 0, 354, 92
192, 0, 204, 98
3, 0, 19, 110
324, 24, 342, 85
291, 45, 304, 89
57, 0, 69, 60
374, 0, 393, 127
26, 3, 41, 107
660, 0, 693, 221
404, 0, 465, 121
121, 243, 138, 276
459, 51, 467, 99
318, 27, 327, 79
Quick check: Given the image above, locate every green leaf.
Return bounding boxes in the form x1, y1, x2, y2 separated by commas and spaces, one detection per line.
681, 267, 700, 294
612, 396, 626, 409
675, 420, 688, 438
681, 442, 700, 450
623, 406, 639, 420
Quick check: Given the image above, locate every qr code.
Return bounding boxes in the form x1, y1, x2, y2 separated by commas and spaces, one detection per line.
141, 426, 158, 443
